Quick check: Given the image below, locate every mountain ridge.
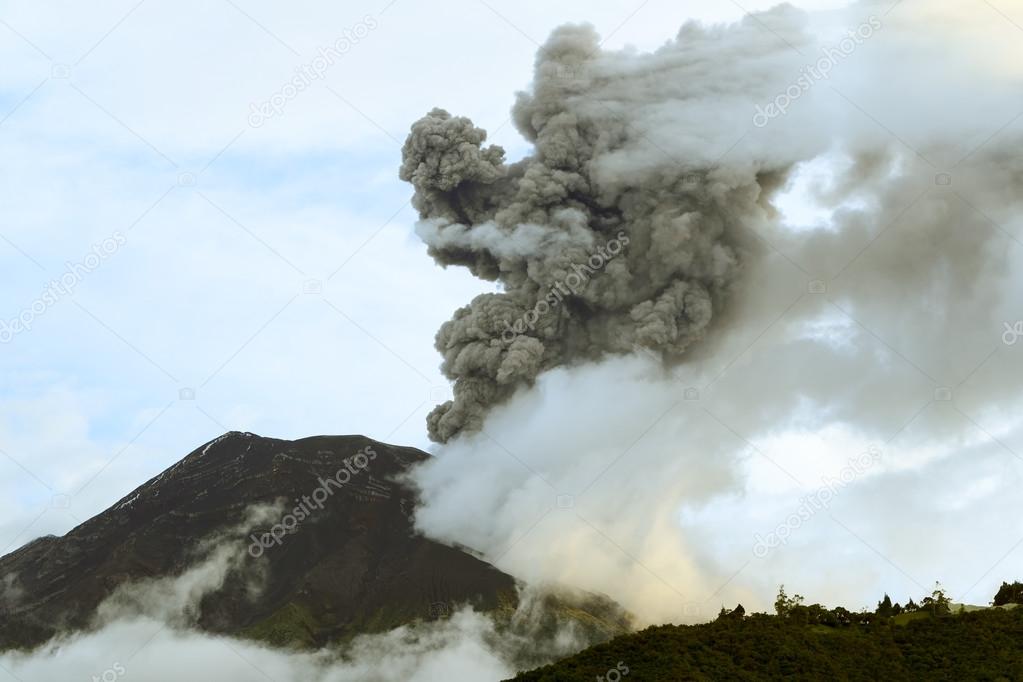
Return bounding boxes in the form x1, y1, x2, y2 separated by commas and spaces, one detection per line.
0, 431, 630, 655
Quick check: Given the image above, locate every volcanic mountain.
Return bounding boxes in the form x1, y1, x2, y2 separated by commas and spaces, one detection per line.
0, 432, 629, 653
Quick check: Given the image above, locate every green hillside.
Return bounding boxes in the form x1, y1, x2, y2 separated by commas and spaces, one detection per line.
512, 583, 1023, 681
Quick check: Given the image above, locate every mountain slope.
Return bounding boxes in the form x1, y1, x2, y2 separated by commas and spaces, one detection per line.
0, 432, 628, 653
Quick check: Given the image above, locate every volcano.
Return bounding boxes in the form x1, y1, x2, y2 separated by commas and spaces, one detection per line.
0, 432, 629, 653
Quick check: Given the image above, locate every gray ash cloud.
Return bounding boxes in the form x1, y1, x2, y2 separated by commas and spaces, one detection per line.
400, 23, 793, 442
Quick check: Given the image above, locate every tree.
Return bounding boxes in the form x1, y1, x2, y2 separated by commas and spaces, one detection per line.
876, 594, 894, 618
718, 604, 745, 620
992, 581, 1023, 606
921, 582, 951, 616
775, 585, 804, 618
775, 585, 789, 616
830, 606, 852, 626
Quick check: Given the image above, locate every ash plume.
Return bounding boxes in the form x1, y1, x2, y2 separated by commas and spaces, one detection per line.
407, 0, 1023, 621
399, 20, 797, 442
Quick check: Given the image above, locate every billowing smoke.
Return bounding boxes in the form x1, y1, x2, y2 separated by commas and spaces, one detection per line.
404, 1, 1023, 444
399, 19, 795, 442
409, 0, 1023, 622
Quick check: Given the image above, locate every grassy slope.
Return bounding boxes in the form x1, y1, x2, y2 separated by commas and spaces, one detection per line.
512, 606, 1023, 681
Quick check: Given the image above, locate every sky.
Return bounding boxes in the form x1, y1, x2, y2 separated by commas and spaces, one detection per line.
0, 0, 804, 551
2, 0, 1023, 624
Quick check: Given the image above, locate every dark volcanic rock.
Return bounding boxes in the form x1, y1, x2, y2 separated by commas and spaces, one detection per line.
0, 432, 523, 650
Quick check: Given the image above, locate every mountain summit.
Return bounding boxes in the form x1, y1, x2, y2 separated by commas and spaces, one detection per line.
0, 432, 628, 652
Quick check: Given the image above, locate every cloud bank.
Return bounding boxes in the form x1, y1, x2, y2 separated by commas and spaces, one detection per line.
0, 505, 593, 681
